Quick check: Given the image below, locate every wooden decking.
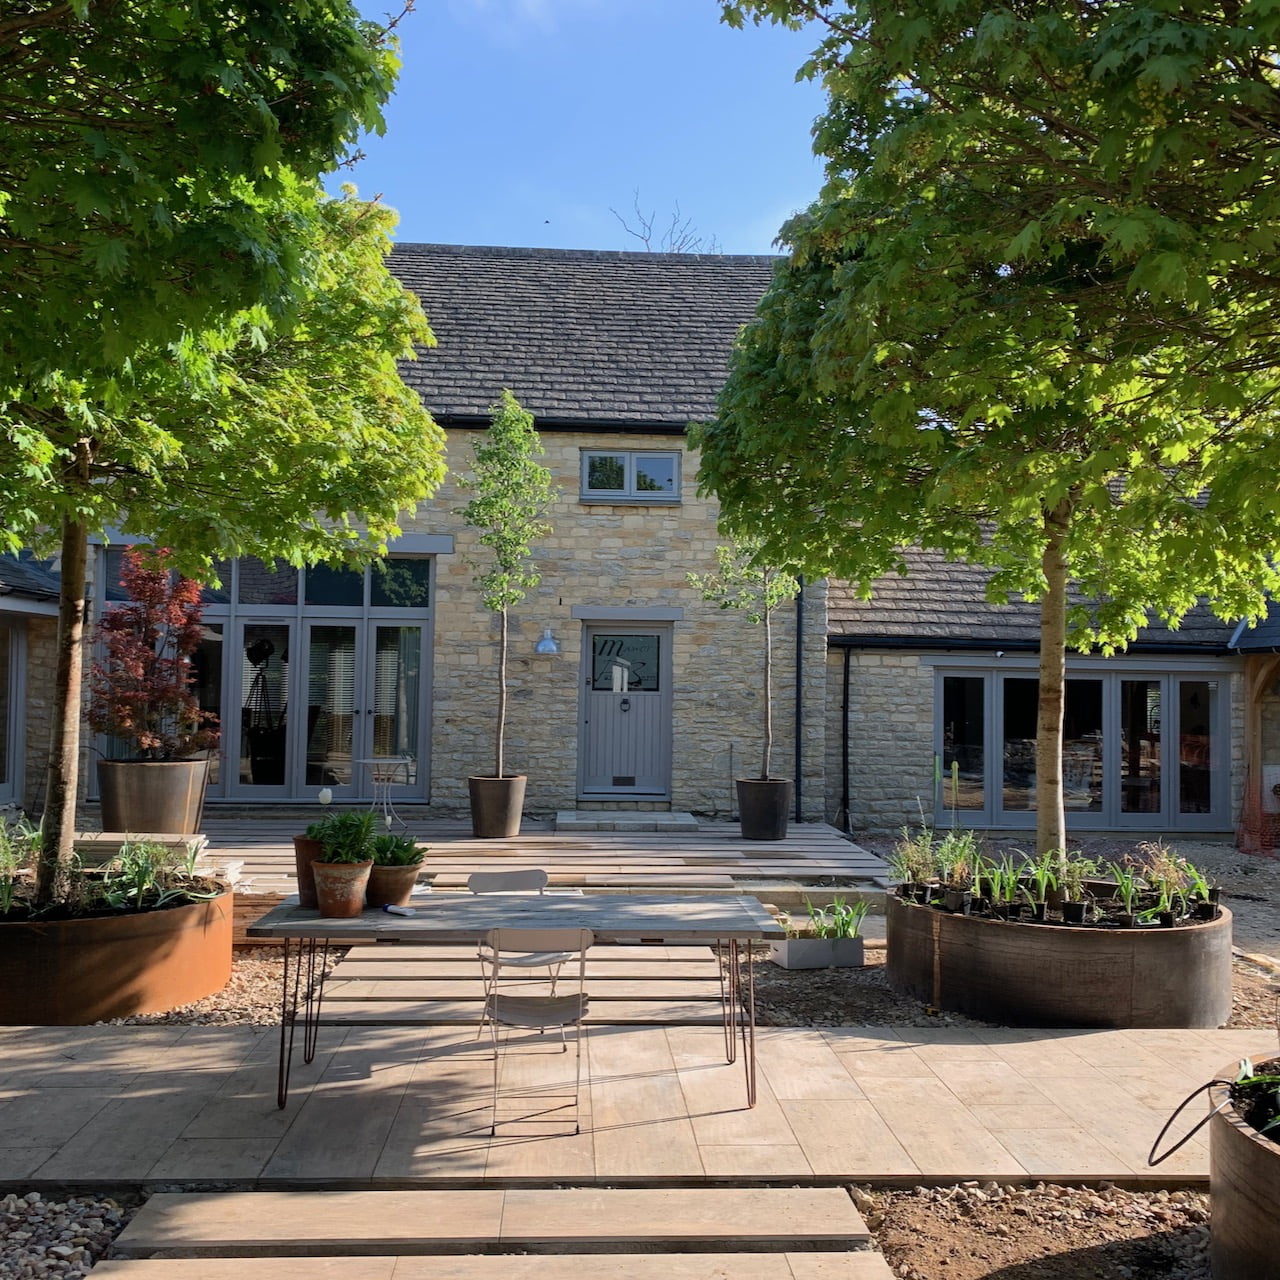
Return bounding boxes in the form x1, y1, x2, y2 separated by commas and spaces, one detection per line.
203, 815, 888, 903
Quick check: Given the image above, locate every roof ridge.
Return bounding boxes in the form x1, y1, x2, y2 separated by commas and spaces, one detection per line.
390, 242, 781, 265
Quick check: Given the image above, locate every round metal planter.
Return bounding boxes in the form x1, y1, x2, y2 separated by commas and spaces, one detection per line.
885, 896, 1232, 1028
468, 775, 527, 839
97, 758, 209, 835
1210, 1067, 1280, 1280
0, 891, 233, 1025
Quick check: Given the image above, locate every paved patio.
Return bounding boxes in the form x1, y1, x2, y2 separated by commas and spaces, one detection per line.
0, 1019, 1265, 1188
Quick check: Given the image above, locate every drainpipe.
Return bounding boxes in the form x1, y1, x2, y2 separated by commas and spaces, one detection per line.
840, 646, 852, 833
794, 577, 805, 823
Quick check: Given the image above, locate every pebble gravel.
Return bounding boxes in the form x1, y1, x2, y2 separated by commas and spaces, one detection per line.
0, 1192, 134, 1279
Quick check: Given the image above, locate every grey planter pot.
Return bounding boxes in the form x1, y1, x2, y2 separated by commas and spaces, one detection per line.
769, 937, 865, 970
97, 758, 209, 835
737, 777, 792, 841
468, 774, 527, 839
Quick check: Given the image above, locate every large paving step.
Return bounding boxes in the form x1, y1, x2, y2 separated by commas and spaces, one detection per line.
95, 1254, 896, 1277
108, 1188, 876, 1259
95, 1254, 896, 1278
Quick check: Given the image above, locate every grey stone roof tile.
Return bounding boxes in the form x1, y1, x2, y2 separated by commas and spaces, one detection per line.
0, 551, 59, 602
389, 243, 777, 427
829, 548, 1233, 652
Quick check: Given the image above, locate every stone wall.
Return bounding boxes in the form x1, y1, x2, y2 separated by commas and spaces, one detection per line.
408, 428, 829, 819
22, 615, 60, 814
824, 650, 935, 835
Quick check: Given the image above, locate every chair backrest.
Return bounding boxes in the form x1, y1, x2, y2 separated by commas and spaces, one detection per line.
468, 869, 549, 894
486, 927, 593, 957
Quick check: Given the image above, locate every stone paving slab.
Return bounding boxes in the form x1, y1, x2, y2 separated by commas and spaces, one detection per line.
112, 1187, 870, 1257
0, 1023, 1268, 1187
95, 1254, 895, 1278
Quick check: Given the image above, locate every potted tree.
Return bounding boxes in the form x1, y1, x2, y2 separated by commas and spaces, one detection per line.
88, 547, 220, 834
690, 537, 800, 839
460, 391, 555, 838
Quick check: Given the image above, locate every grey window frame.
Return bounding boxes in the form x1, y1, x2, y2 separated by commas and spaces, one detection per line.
580, 449, 681, 504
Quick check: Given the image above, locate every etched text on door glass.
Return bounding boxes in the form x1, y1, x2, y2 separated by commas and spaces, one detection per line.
592, 634, 660, 692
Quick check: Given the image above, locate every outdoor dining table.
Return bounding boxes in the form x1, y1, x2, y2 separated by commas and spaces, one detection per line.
247, 892, 784, 1110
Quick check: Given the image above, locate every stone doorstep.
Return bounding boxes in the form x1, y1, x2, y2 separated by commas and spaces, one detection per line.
93, 1254, 897, 1279
554, 810, 700, 833
109, 1188, 873, 1260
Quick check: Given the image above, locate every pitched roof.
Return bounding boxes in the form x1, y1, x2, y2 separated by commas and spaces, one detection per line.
828, 548, 1234, 652
389, 243, 777, 430
0, 551, 59, 602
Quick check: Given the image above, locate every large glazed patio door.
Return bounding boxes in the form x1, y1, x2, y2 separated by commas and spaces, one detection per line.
579, 627, 671, 798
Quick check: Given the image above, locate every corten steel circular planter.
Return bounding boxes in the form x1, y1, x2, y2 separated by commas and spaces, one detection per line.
292, 835, 323, 909
365, 862, 423, 909
885, 896, 1232, 1028
0, 891, 233, 1025
312, 861, 373, 918
97, 758, 209, 835
1210, 1066, 1280, 1280
736, 777, 792, 841
468, 775, 526, 839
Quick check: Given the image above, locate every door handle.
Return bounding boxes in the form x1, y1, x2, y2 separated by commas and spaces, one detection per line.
620, 698, 630, 712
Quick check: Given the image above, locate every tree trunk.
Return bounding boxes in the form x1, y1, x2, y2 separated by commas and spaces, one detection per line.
761, 593, 773, 779
1035, 498, 1072, 859
38, 510, 90, 905
495, 606, 507, 779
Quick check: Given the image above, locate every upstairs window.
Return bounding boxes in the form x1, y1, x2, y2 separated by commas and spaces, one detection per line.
581, 450, 680, 502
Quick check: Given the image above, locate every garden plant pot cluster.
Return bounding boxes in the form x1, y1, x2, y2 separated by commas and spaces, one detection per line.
884, 832, 1233, 1027
294, 813, 424, 916
1209, 1056, 1280, 1280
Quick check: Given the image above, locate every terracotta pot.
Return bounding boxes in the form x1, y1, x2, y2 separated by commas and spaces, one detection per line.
1210, 1064, 1280, 1280
365, 862, 423, 909
292, 835, 323, 909
97, 758, 209, 834
468, 775, 526, 839
312, 860, 372, 918
0, 892, 232, 1025
736, 777, 792, 841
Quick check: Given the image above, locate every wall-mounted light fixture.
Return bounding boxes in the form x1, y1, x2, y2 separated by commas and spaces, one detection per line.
534, 626, 560, 655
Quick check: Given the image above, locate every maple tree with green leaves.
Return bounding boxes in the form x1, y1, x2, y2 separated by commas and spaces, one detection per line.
699, 1, 1280, 852
0, 3, 446, 897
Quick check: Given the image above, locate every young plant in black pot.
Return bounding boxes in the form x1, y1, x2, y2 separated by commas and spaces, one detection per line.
690, 535, 800, 840
460, 391, 555, 839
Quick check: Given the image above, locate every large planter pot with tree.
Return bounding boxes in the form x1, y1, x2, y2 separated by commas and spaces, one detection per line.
460, 391, 556, 840
89, 549, 220, 834
0, 827, 232, 1025
691, 538, 799, 841
1210, 1056, 1280, 1280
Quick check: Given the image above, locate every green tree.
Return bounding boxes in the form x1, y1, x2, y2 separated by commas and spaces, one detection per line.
701, 1, 1280, 853
3, 4, 444, 898
461, 391, 556, 780
689, 538, 799, 780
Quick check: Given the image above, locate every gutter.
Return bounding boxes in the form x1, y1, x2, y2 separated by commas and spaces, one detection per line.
793, 577, 804, 823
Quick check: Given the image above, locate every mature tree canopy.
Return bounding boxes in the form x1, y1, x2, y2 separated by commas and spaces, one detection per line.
699, 0, 1280, 850
0, 2, 445, 891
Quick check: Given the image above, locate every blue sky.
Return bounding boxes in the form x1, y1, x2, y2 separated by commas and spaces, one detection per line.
333, 1, 828, 255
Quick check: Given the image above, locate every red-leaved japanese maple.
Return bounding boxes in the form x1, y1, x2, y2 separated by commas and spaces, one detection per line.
88, 548, 220, 760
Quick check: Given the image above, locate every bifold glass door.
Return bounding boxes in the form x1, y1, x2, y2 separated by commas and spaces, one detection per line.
937, 670, 1226, 829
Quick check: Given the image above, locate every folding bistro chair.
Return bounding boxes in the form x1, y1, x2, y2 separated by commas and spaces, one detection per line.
468, 870, 576, 1035
484, 927, 592, 1135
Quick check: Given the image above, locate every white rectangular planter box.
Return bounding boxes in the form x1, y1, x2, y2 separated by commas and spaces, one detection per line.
768, 937, 865, 970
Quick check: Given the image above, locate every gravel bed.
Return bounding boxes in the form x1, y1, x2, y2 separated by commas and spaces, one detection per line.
0, 1192, 135, 1279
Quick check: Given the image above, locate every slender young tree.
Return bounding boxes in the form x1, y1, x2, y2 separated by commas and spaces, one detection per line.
690, 538, 799, 780
701, 1, 1280, 853
461, 391, 555, 780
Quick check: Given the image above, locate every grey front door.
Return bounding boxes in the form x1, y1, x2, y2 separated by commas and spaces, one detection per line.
579, 627, 671, 797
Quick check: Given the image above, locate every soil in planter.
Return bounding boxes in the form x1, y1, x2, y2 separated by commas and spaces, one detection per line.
0, 877, 225, 922
1229, 1055, 1280, 1145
